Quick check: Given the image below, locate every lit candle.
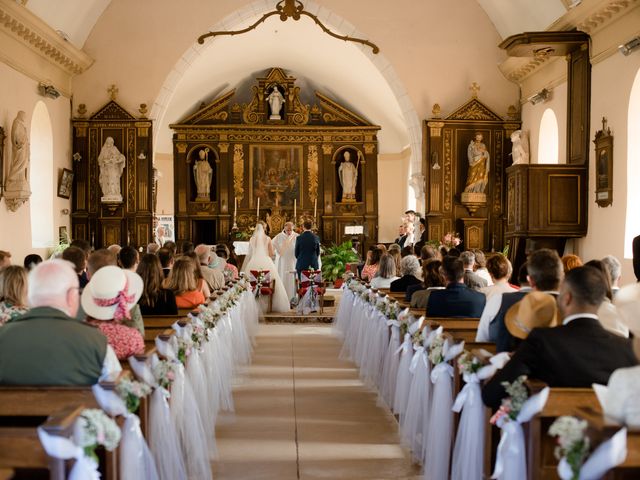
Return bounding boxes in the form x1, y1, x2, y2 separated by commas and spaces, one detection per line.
256, 197, 260, 218
293, 198, 297, 222
314, 197, 317, 219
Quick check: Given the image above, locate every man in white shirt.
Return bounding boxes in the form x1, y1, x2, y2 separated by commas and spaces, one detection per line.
273, 222, 298, 301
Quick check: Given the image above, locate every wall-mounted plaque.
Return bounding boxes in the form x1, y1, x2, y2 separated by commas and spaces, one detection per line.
594, 117, 613, 208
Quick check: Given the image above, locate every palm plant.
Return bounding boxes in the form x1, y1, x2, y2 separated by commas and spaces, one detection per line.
321, 241, 360, 284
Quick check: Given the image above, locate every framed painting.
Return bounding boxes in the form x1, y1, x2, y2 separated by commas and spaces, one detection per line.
593, 117, 613, 208
249, 145, 303, 208
57, 168, 74, 199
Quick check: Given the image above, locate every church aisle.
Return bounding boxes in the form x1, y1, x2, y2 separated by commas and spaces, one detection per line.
212, 324, 421, 480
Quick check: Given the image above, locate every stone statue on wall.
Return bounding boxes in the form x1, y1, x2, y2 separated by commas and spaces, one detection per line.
510, 130, 529, 165
98, 136, 126, 203
338, 150, 359, 202
267, 86, 285, 120
193, 148, 213, 199
464, 133, 490, 193
4, 111, 31, 212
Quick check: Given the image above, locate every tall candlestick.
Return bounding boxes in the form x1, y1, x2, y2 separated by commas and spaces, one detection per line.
256, 197, 260, 218
313, 198, 317, 219
293, 199, 297, 222
233, 197, 237, 221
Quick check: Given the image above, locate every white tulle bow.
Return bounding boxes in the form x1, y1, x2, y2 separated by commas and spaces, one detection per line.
557, 427, 627, 480
453, 363, 498, 413
37, 427, 100, 480
492, 387, 550, 479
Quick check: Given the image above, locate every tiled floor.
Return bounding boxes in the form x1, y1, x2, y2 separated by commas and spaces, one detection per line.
212, 324, 422, 480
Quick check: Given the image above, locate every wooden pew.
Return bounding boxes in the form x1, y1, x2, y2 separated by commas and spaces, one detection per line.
422, 317, 480, 343
0, 405, 83, 480
143, 314, 183, 346
526, 381, 601, 480
577, 406, 640, 479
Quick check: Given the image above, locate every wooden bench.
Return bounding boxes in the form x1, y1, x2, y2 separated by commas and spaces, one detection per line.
422, 317, 480, 343
526, 381, 601, 480
143, 314, 184, 346
0, 405, 83, 480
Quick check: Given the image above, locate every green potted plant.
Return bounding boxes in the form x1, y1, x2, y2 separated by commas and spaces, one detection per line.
321, 241, 360, 288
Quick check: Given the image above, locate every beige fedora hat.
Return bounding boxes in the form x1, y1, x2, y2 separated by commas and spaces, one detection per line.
506, 291, 558, 339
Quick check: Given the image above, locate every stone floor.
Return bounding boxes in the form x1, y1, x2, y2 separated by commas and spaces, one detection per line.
212, 323, 422, 480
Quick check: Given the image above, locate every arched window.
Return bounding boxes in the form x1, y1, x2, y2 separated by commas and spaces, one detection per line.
625, 68, 640, 258
29, 101, 54, 248
537, 108, 559, 164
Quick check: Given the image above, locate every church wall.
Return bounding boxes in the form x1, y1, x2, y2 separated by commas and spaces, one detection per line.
154, 152, 174, 216
377, 149, 411, 243
0, 61, 72, 262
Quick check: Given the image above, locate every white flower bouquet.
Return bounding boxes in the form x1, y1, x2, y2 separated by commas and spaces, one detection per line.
115, 377, 152, 413
74, 408, 121, 462
428, 333, 445, 364
152, 358, 178, 390
548, 416, 590, 480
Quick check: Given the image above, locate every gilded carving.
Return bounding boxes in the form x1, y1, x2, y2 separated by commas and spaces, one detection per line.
363, 143, 375, 154
307, 145, 319, 201
75, 123, 88, 138
322, 144, 333, 156
428, 121, 445, 137
493, 131, 504, 214
443, 129, 452, 212
446, 99, 504, 121
176, 143, 188, 154
135, 122, 151, 137
233, 144, 244, 200
89, 129, 98, 212
289, 86, 310, 125
242, 86, 261, 124
322, 112, 341, 123
127, 129, 136, 212
507, 175, 515, 226
218, 142, 229, 153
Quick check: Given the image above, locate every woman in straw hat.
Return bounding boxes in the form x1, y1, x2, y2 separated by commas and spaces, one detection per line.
81, 265, 145, 360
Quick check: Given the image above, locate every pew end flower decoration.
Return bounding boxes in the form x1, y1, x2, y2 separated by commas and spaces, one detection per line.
548, 416, 590, 480
115, 378, 152, 414
74, 408, 121, 462
152, 358, 178, 391
490, 375, 529, 425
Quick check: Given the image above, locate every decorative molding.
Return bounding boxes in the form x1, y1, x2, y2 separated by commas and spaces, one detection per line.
0, 0, 93, 77
316, 92, 370, 126
179, 89, 235, 125
89, 101, 137, 122
500, 55, 553, 83
445, 98, 504, 122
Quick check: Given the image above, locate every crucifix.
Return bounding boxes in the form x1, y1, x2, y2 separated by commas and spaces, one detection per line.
270, 185, 285, 208
107, 84, 119, 101
470, 82, 480, 98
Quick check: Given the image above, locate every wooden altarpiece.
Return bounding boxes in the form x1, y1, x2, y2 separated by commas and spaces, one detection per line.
170, 67, 380, 247
423, 95, 520, 251
71, 100, 153, 247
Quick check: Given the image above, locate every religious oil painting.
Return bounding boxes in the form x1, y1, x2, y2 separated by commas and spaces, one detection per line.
57, 168, 74, 199
249, 145, 302, 208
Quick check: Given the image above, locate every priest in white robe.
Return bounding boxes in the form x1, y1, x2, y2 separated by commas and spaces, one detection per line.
273, 222, 298, 302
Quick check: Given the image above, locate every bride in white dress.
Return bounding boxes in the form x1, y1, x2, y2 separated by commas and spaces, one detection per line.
241, 222, 290, 313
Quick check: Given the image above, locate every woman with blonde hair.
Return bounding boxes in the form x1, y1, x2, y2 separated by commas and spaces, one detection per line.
182, 252, 211, 298
387, 244, 402, 274
370, 254, 399, 289
0, 266, 28, 326
166, 257, 206, 309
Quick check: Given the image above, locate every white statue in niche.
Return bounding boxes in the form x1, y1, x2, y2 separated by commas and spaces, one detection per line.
510, 130, 530, 165
338, 150, 359, 202
193, 148, 213, 199
98, 136, 126, 203
4, 110, 31, 212
267, 86, 285, 120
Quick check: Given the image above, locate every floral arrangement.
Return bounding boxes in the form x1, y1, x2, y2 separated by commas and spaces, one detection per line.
191, 324, 208, 349
412, 327, 425, 347
490, 375, 529, 424
457, 350, 484, 375
548, 416, 590, 480
176, 336, 193, 364
152, 359, 178, 390
116, 377, 152, 413
75, 408, 121, 462
428, 333, 445, 364
441, 231, 462, 251
386, 301, 399, 320
253, 271, 267, 299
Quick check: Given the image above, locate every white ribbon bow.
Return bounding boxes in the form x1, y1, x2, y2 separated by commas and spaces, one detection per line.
557, 427, 627, 480
409, 346, 428, 374
453, 363, 499, 413
37, 427, 100, 480
491, 387, 550, 479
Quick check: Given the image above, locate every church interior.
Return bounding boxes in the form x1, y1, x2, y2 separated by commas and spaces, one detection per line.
0, 0, 640, 479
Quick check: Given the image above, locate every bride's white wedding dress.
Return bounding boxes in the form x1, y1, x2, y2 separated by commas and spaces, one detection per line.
241, 224, 290, 313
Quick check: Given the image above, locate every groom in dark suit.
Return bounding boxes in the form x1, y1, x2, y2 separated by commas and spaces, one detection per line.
295, 220, 320, 278
482, 266, 638, 410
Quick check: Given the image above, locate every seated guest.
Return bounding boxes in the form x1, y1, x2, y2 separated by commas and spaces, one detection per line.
487, 249, 562, 351
413, 218, 428, 253
472, 249, 493, 286
107, 244, 122, 256
420, 244, 439, 263
136, 254, 178, 315
401, 245, 415, 258
146, 243, 160, 254
410, 260, 445, 309
599, 283, 640, 426
118, 246, 139, 272
460, 251, 488, 291
62, 246, 89, 289
394, 224, 407, 247
82, 266, 145, 361
23, 254, 42, 271
157, 247, 174, 278
163, 241, 177, 256
180, 240, 195, 255
183, 252, 211, 298
361, 246, 383, 282
226, 242, 240, 268
427, 256, 485, 317
390, 255, 422, 293
481, 254, 517, 299
370, 254, 399, 289
601, 255, 622, 296
166, 257, 206, 309
195, 244, 225, 291
0, 260, 120, 385
502, 291, 558, 352
0, 266, 29, 326
0, 250, 11, 270
561, 253, 583, 274
482, 266, 638, 410
216, 244, 239, 280
387, 244, 402, 275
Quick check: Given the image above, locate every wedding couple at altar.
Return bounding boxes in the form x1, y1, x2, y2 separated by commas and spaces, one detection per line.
241, 220, 320, 312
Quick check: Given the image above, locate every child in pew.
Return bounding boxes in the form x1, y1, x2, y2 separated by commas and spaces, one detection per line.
136, 254, 178, 316
82, 266, 145, 361
0, 266, 29, 326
